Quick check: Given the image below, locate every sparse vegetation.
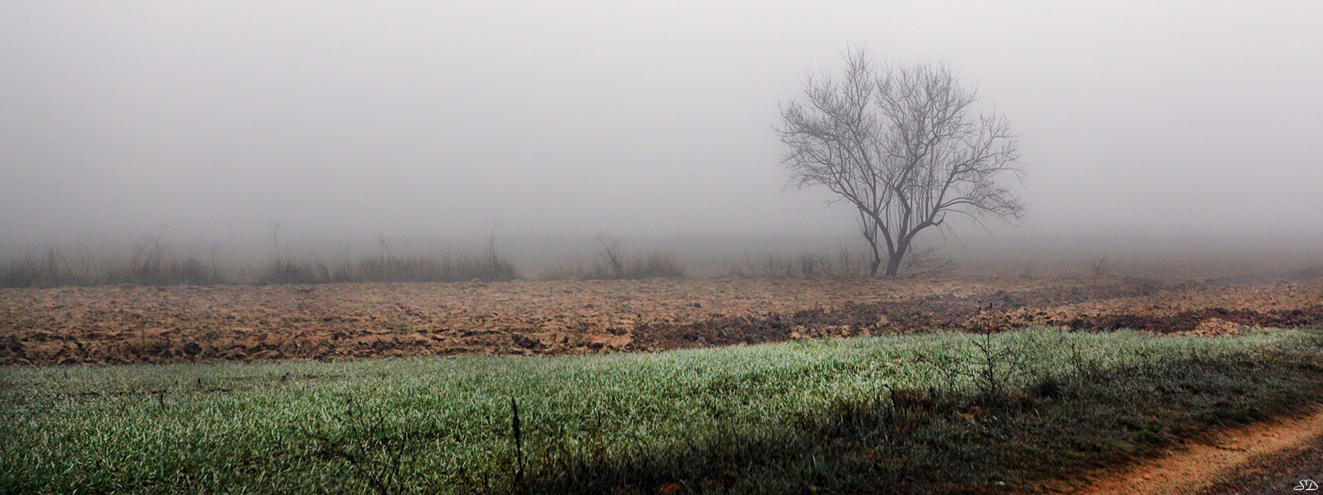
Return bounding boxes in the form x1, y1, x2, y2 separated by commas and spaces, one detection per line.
258, 237, 519, 284
544, 233, 684, 280
1088, 252, 1111, 279
0, 237, 223, 287
0, 248, 86, 287
725, 246, 873, 279
0, 237, 519, 287
4, 327, 1321, 494
108, 233, 225, 285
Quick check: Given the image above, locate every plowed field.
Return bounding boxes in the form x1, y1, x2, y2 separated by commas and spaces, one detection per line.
3, 277, 1322, 365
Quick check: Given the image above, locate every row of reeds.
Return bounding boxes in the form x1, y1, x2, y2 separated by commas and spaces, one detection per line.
259, 239, 519, 284
0, 238, 521, 287
539, 233, 686, 280
0, 244, 225, 287
5, 235, 971, 287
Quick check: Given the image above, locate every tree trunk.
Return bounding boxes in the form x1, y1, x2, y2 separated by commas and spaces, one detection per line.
863, 229, 884, 277
883, 253, 903, 277
883, 239, 911, 277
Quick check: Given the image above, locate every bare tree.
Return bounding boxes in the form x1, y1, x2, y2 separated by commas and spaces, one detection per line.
595, 231, 625, 279
777, 47, 1025, 277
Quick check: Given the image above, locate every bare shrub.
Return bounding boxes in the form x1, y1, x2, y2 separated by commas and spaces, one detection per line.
0, 248, 80, 287
2, 239, 226, 287
106, 234, 225, 285
901, 245, 958, 278
260, 258, 332, 285
575, 232, 684, 280
259, 239, 518, 285
594, 232, 626, 279
798, 252, 833, 278
1088, 252, 1110, 279
762, 253, 795, 278
723, 247, 871, 279
626, 252, 684, 279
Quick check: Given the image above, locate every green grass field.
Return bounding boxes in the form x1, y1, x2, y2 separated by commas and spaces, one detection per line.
4, 327, 1322, 494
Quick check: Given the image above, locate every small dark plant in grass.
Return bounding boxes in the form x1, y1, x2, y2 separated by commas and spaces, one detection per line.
304, 397, 451, 495
511, 397, 524, 489
969, 328, 1018, 403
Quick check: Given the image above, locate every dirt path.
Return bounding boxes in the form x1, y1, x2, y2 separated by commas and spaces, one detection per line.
1069, 406, 1323, 495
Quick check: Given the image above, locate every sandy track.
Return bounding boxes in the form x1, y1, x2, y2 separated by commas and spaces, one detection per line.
1067, 407, 1323, 495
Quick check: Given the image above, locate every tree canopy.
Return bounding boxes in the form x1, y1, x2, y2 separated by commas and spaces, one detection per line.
777, 48, 1025, 277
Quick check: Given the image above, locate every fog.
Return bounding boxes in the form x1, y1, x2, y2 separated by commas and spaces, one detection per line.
3, 1, 1322, 262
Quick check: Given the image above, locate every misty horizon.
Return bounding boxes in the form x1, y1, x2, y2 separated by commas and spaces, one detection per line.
4, 2, 1322, 256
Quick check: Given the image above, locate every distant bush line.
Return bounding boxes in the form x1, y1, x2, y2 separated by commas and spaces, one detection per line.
1, 234, 939, 288
544, 253, 686, 281
260, 244, 519, 285
0, 239, 521, 288
539, 232, 686, 281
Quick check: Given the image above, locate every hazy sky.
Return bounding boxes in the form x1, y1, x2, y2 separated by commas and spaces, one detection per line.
3, 1, 1321, 248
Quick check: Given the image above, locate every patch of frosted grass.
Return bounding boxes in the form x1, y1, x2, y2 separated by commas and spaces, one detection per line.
0, 327, 1309, 492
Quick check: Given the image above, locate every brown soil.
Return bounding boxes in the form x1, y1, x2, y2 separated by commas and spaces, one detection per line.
2, 277, 1321, 365
1063, 407, 1323, 495
1196, 432, 1323, 494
